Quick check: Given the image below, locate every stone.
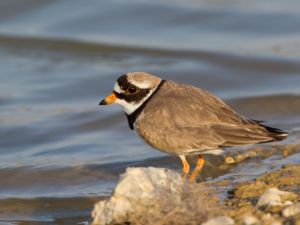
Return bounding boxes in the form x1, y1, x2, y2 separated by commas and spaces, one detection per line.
282, 203, 300, 218
241, 215, 259, 225
92, 167, 220, 225
257, 188, 296, 210
284, 201, 293, 206
202, 216, 234, 225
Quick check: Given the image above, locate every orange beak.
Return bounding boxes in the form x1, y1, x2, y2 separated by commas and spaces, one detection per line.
99, 92, 117, 105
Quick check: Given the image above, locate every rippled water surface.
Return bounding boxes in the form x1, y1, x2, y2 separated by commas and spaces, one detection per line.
1, 0, 300, 224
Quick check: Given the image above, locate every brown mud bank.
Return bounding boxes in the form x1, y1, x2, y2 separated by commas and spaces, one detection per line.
92, 142, 300, 225
203, 141, 300, 225
225, 164, 300, 225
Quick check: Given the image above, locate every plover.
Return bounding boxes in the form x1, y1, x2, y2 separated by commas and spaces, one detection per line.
100, 72, 288, 182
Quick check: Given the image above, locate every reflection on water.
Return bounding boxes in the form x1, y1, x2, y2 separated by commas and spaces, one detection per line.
0, 0, 300, 224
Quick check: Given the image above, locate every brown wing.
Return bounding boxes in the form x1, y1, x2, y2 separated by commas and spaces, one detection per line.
135, 81, 285, 154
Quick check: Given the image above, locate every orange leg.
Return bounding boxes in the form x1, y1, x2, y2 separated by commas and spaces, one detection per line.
179, 155, 190, 178
189, 155, 205, 183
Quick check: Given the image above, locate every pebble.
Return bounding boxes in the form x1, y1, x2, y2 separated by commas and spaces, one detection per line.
284, 201, 293, 206
225, 151, 257, 164
270, 222, 282, 225
241, 215, 259, 225
256, 188, 296, 209
262, 213, 272, 220
282, 203, 300, 217
202, 216, 235, 225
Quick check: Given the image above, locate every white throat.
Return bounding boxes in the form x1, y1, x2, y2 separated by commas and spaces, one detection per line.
115, 88, 157, 115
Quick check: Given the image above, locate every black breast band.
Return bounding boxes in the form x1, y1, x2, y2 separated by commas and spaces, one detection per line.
126, 80, 166, 130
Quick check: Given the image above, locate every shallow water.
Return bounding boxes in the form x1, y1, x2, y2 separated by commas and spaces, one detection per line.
0, 0, 300, 224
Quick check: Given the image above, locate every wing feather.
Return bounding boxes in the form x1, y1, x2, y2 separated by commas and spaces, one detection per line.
136, 80, 284, 154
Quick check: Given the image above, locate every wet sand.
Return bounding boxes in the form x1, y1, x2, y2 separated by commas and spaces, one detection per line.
91, 142, 300, 225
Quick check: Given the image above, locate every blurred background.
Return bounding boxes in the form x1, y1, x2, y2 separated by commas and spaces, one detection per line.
0, 0, 300, 224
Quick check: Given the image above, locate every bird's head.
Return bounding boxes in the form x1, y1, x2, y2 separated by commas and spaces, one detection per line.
99, 72, 162, 115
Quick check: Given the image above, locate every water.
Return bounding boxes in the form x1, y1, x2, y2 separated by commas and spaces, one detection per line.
0, 0, 300, 224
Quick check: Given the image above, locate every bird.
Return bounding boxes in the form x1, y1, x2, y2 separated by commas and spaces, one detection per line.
99, 72, 288, 182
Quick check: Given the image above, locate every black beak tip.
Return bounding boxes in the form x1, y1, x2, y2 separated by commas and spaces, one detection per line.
99, 99, 107, 106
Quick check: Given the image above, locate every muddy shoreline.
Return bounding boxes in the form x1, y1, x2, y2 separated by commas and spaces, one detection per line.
225, 164, 300, 225
203, 142, 300, 225
92, 142, 300, 225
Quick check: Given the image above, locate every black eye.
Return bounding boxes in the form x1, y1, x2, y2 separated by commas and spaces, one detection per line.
127, 86, 138, 94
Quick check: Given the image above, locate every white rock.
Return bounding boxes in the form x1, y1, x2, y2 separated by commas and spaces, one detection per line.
270, 222, 282, 225
256, 188, 294, 208
282, 203, 300, 217
92, 167, 219, 225
242, 215, 259, 225
284, 201, 293, 206
262, 213, 272, 220
202, 216, 234, 225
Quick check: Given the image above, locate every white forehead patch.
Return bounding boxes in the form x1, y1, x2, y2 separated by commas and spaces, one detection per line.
113, 82, 123, 93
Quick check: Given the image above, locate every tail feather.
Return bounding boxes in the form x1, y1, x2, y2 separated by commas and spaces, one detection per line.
252, 120, 288, 141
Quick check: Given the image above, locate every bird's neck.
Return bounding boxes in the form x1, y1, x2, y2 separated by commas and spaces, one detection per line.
126, 80, 166, 130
